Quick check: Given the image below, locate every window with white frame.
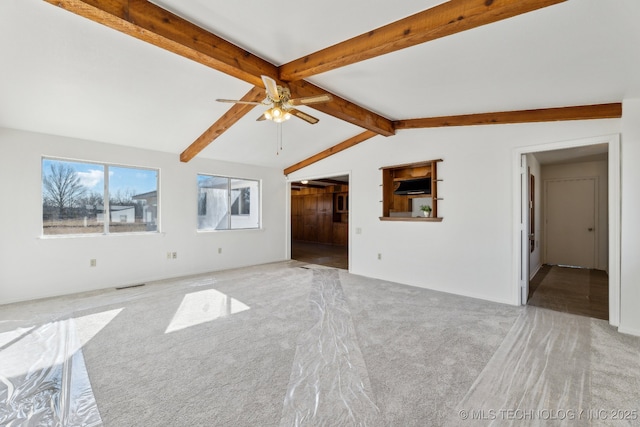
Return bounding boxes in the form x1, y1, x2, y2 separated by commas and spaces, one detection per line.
197, 174, 259, 230
41, 158, 158, 235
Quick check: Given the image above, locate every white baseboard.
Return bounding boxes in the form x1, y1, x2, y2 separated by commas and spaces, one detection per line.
617, 325, 640, 337
529, 263, 543, 280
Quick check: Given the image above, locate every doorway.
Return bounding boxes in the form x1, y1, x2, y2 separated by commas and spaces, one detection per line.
290, 175, 349, 269
529, 148, 607, 320
514, 134, 620, 326
528, 174, 608, 320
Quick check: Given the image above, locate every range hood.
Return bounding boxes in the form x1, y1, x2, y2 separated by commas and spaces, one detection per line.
393, 177, 431, 195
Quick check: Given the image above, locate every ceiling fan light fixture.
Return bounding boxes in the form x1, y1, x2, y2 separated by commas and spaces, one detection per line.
218, 76, 327, 125
264, 106, 292, 123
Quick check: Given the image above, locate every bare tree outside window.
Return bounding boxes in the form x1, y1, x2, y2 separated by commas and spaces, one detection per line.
42, 162, 87, 219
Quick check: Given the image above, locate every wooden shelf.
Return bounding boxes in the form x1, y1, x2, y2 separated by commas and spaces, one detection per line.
379, 216, 443, 222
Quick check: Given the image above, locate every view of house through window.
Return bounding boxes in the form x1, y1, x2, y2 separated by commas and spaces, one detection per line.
42, 158, 158, 235
197, 175, 259, 230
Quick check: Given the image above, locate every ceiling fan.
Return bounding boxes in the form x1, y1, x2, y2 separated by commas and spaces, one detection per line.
216, 75, 332, 124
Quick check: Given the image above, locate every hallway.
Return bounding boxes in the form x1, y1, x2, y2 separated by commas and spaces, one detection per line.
528, 264, 609, 320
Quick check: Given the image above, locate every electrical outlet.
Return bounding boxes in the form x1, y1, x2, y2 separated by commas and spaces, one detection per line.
218, 248, 222, 254
172, 252, 177, 259
90, 259, 97, 267
167, 252, 172, 260
377, 253, 382, 260
356, 227, 362, 234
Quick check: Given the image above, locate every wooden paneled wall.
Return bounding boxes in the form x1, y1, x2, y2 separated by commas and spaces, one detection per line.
291, 185, 348, 246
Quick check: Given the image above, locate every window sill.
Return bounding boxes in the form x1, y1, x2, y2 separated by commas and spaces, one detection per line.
39, 231, 164, 239
196, 227, 263, 234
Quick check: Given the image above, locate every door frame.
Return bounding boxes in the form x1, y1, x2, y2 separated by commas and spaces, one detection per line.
286, 171, 352, 271
512, 134, 621, 327
520, 154, 529, 304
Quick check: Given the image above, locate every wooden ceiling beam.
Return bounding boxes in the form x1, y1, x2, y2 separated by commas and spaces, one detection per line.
288, 80, 394, 136
280, 0, 567, 81
43, 0, 395, 141
180, 86, 265, 162
284, 130, 377, 175
393, 103, 622, 130
285, 103, 620, 175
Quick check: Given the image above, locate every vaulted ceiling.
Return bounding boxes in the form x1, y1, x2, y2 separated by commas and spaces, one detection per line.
1, 0, 639, 172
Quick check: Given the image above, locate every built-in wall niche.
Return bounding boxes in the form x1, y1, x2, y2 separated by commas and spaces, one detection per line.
380, 159, 443, 222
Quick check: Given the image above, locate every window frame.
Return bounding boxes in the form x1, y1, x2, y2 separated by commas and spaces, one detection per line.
197, 174, 261, 231
41, 156, 160, 237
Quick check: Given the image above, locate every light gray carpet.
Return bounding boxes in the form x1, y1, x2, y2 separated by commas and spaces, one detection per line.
1, 261, 639, 426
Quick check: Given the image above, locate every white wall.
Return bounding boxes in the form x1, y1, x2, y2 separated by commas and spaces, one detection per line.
541, 160, 609, 271
4, 105, 640, 336
288, 119, 621, 306
526, 154, 542, 278
0, 128, 288, 304
620, 99, 640, 336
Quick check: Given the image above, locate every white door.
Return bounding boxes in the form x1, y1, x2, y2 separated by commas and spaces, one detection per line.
545, 178, 597, 268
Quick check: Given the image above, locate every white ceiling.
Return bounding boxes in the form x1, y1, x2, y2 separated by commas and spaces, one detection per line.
533, 143, 608, 166
1, 0, 639, 170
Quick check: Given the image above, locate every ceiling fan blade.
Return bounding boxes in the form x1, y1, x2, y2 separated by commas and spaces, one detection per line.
261, 75, 281, 102
216, 99, 263, 105
256, 113, 267, 121
289, 94, 333, 106
290, 108, 319, 124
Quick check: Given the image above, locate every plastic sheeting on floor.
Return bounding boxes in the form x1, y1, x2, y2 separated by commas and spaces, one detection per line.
280, 267, 380, 426
0, 318, 103, 427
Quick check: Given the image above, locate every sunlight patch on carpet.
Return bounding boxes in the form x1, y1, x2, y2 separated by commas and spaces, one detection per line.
165, 289, 250, 333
